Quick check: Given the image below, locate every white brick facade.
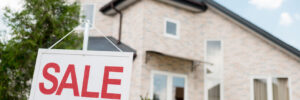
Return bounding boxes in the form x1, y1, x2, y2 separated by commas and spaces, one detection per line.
79, 0, 300, 100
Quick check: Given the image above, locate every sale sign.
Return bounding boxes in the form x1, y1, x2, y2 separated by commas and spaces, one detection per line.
29, 49, 133, 100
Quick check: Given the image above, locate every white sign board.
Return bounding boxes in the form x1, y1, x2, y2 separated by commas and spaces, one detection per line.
29, 49, 133, 100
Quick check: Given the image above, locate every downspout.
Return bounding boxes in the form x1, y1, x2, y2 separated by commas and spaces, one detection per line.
110, 2, 123, 44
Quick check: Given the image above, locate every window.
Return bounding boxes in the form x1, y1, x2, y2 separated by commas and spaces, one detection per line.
253, 79, 268, 100
172, 77, 185, 100
151, 71, 187, 100
153, 74, 167, 100
272, 78, 289, 100
252, 77, 290, 100
164, 18, 179, 39
205, 40, 222, 100
80, 4, 94, 28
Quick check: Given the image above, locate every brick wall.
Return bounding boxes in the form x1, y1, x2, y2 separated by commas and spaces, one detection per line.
79, 0, 300, 100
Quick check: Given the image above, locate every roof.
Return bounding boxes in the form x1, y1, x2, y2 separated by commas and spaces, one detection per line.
99, 0, 300, 59
88, 36, 137, 58
100, 0, 139, 16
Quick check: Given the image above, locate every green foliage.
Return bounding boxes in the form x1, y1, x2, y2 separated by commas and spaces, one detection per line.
140, 94, 151, 100
0, 0, 83, 99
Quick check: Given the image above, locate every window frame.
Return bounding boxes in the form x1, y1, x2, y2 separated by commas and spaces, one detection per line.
204, 39, 224, 100
164, 18, 180, 39
250, 76, 292, 100
150, 70, 188, 100
77, 3, 96, 30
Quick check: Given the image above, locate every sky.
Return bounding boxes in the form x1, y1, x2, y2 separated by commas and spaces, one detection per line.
215, 0, 300, 50
0, 0, 23, 29
0, 0, 299, 50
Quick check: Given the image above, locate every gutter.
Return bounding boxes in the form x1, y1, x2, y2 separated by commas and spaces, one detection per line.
110, 2, 123, 44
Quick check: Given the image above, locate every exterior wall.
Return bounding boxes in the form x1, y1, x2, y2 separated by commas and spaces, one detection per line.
202, 9, 300, 100
79, 0, 300, 100
143, 0, 205, 61
141, 1, 206, 100
143, 53, 204, 100
141, 1, 300, 100
200, 7, 300, 100
118, 2, 145, 100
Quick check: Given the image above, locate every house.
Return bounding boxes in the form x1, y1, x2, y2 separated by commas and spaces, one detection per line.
77, 0, 300, 100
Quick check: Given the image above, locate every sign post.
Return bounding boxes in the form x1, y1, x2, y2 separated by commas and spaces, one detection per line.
29, 49, 133, 100
83, 20, 89, 51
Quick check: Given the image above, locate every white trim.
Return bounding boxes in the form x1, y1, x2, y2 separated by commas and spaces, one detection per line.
268, 77, 273, 100
164, 18, 180, 39
288, 76, 293, 100
157, 0, 203, 12
204, 39, 223, 100
204, 40, 207, 100
250, 76, 292, 100
150, 70, 188, 100
77, 3, 96, 30
250, 76, 253, 100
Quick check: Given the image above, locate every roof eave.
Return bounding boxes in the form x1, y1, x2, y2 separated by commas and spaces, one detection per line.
99, 0, 139, 16
157, 0, 207, 13
100, 0, 208, 16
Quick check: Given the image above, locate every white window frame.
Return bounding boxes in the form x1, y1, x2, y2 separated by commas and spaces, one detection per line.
250, 76, 292, 100
164, 18, 180, 39
77, 3, 96, 30
204, 40, 224, 100
150, 70, 188, 100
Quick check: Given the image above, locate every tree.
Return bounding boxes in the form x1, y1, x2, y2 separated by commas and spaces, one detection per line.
0, 0, 83, 99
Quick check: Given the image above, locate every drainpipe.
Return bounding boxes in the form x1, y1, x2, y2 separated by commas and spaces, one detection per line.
111, 2, 123, 44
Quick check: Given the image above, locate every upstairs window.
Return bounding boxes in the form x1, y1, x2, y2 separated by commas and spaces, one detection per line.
252, 77, 290, 100
80, 4, 94, 28
164, 18, 179, 39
